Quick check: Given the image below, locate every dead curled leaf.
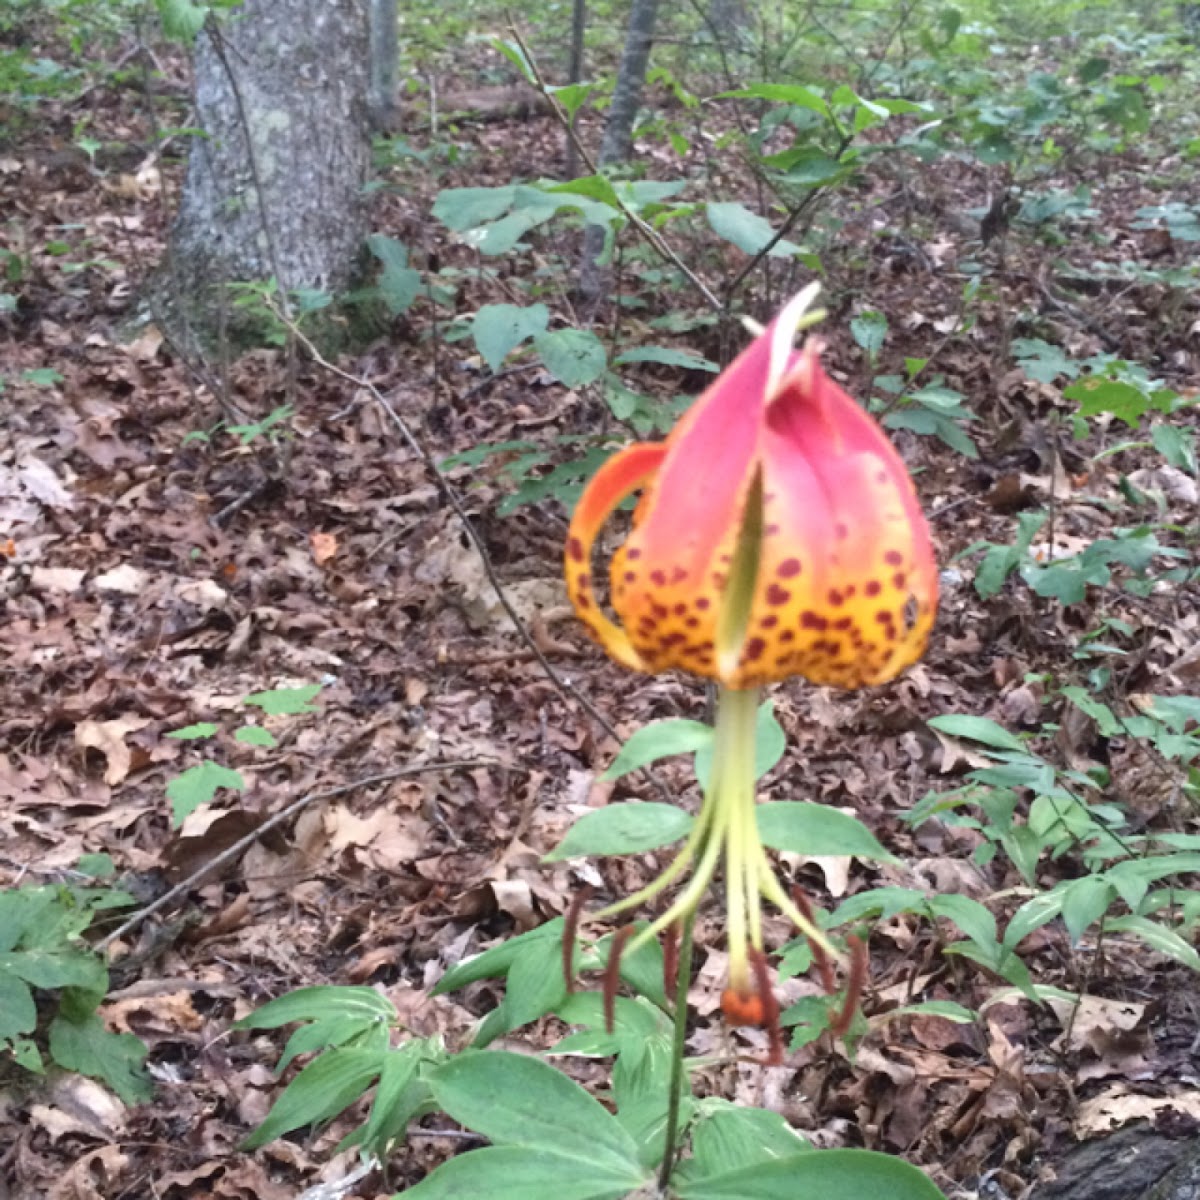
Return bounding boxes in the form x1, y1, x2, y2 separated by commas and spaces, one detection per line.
1075, 1087, 1200, 1138
309, 530, 338, 564
74, 716, 150, 785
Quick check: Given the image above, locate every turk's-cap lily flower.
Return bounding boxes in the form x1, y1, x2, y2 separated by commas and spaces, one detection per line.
562, 286, 937, 1056
564, 284, 937, 690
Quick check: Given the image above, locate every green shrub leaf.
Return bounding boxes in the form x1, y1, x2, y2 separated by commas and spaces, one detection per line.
544, 803, 694, 861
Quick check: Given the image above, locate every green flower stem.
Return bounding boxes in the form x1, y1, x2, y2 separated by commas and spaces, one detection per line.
716, 685, 760, 992
657, 907, 695, 1193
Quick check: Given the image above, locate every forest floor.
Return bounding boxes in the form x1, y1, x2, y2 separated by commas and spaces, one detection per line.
2, 26, 1199, 1200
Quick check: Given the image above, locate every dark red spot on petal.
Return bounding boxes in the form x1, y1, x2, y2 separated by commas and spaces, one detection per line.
893, 572, 907, 589
764, 523, 781, 536
779, 630, 795, 644
651, 569, 667, 586
696, 597, 711, 611
568, 537, 584, 562
652, 603, 669, 619
712, 572, 727, 588
766, 584, 790, 606
760, 615, 779, 629
801, 611, 828, 630
577, 593, 591, 608
884, 550, 903, 566
624, 570, 637, 583
865, 580, 882, 597
627, 548, 642, 560
777, 558, 802, 579
835, 522, 849, 540
834, 617, 852, 630
671, 566, 688, 584
686, 617, 700, 629
673, 603, 688, 616
827, 588, 844, 606
744, 637, 766, 662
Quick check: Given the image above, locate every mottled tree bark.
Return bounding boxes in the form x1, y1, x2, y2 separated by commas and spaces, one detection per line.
707, 0, 748, 43
579, 0, 661, 305
598, 0, 661, 166
164, 0, 371, 338
367, 0, 399, 132
564, 0, 587, 177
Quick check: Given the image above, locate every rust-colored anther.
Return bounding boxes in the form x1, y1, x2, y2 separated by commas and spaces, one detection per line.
662, 919, 680, 999
792, 885, 836, 994
749, 947, 784, 1065
603, 925, 635, 1033
561, 886, 593, 995
828, 933, 867, 1038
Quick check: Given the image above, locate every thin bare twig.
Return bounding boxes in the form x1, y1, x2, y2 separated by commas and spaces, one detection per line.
279, 317, 684, 810
281, 321, 629, 747
97, 759, 505, 952
507, 22, 727, 317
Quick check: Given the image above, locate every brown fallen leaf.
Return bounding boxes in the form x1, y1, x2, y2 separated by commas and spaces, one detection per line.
310, 529, 338, 564
74, 715, 150, 785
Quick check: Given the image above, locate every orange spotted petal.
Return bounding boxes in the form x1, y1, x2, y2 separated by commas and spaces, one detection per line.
565, 441, 667, 671
726, 347, 937, 689
608, 318, 773, 677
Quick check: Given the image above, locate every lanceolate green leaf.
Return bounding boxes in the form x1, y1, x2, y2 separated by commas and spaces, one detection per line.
544, 803, 694, 861
706, 202, 803, 259
244, 684, 322, 715
928, 715, 1025, 753
683, 1104, 811, 1183
401, 1145, 642, 1200
429, 1051, 644, 1179
677, 1147, 946, 1199
432, 919, 564, 995
1106, 915, 1200, 970
503, 939, 569, 1030
601, 719, 713, 781
235, 985, 396, 1031
240, 1047, 385, 1149
756, 803, 897, 862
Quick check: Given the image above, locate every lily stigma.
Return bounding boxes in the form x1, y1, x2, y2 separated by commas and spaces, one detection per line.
563, 284, 937, 1055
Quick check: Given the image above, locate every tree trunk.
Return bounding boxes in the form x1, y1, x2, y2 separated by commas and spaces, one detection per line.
564, 0, 587, 177
163, 0, 371, 339
707, 0, 749, 44
578, 0, 661, 306
367, 0, 399, 132
598, 0, 660, 166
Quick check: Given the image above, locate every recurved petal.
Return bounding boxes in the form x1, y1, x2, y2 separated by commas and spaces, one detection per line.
725, 350, 937, 689
565, 441, 667, 671
611, 320, 770, 677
